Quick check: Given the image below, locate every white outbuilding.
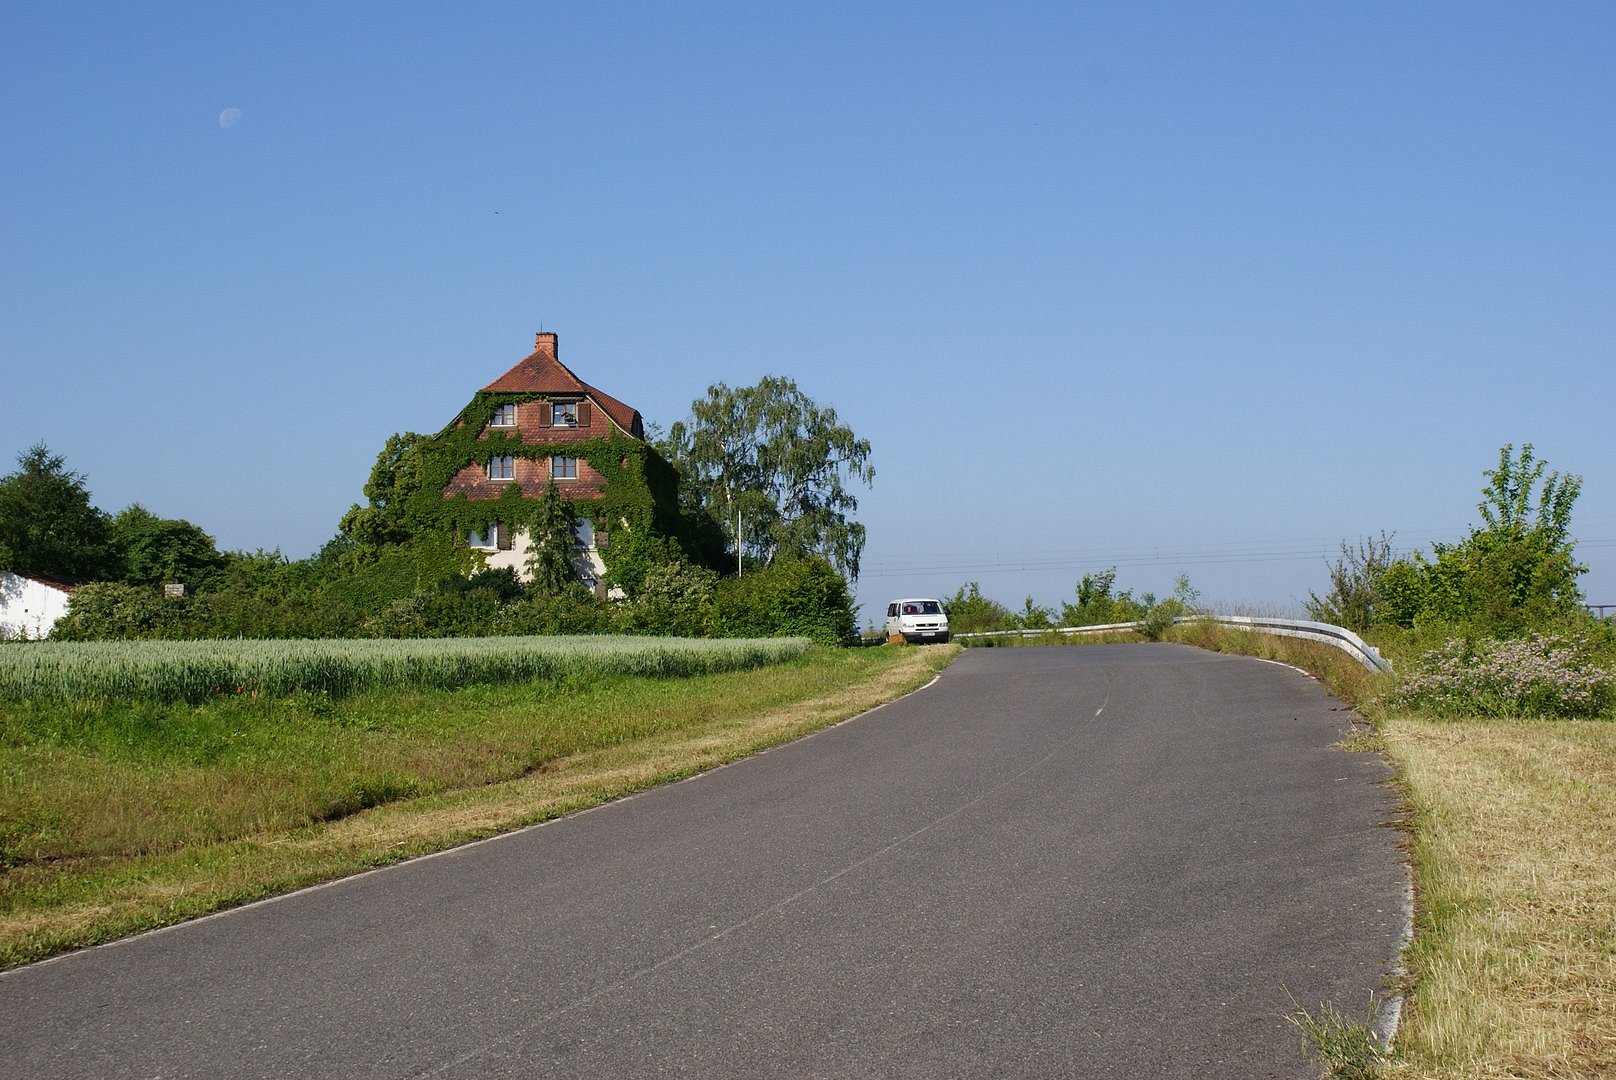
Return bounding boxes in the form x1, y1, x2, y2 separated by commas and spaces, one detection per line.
0, 570, 77, 640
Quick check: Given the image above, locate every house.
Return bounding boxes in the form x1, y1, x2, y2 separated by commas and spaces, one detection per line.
424, 332, 681, 594
0, 570, 77, 640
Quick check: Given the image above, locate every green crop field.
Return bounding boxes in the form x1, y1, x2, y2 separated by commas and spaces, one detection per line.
0, 634, 811, 703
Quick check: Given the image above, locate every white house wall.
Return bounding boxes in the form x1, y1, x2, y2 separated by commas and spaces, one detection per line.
480, 523, 617, 597
0, 572, 73, 640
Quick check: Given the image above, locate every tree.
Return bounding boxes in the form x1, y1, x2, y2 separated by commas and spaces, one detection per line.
524, 481, 580, 596
661, 376, 874, 579
337, 432, 429, 564
0, 443, 117, 579
110, 504, 225, 589
1365, 444, 1586, 634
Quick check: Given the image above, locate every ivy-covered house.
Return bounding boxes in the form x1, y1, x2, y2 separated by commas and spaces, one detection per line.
420, 332, 683, 595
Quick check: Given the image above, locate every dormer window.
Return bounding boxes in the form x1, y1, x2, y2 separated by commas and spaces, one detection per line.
487, 456, 515, 481
490, 404, 517, 428
551, 402, 578, 428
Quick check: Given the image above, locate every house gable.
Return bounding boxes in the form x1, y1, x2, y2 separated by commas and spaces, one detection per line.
480, 333, 645, 440
416, 331, 682, 589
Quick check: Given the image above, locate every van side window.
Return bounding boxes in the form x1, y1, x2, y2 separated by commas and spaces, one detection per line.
887, 603, 897, 617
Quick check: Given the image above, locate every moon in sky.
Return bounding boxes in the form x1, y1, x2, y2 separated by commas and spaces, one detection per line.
218, 108, 243, 129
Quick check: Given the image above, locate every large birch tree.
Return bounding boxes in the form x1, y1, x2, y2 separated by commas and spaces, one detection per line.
661, 376, 874, 580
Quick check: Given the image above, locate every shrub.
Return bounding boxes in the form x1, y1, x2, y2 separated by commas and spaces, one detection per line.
50, 582, 200, 641
1388, 632, 1616, 719
1059, 568, 1151, 627
713, 556, 856, 645
1134, 574, 1201, 642
622, 560, 718, 636
496, 587, 615, 636
1306, 533, 1397, 635
943, 583, 1018, 634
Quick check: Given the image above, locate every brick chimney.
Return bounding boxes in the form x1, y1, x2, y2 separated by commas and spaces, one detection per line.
534, 331, 558, 358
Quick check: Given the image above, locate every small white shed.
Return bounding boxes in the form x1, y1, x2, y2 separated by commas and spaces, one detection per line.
0, 570, 77, 640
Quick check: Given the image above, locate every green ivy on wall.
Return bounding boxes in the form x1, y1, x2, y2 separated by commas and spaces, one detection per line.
408, 392, 686, 593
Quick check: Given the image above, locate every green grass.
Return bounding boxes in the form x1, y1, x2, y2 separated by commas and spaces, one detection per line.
1289, 993, 1389, 1079
0, 642, 954, 968
0, 634, 811, 703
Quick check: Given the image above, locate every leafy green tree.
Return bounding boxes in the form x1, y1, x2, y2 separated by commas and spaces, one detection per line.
338, 432, 429, 565
1369, 444, 1585, 634
524, 481, 580, 596
661, 376, 874, 579
110, 504, 226, 589
0, 443, 117, 580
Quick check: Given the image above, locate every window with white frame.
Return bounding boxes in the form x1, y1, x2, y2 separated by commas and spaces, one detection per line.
490, 404, 517, 427
551, 402, 578, 427
551, 456, 578, 480
468, 523, 497, 551
487, 455, 515, 480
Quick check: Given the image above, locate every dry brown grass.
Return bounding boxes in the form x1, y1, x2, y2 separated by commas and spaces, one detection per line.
1382, 717, 1616, 1078
0, 644, 954, 968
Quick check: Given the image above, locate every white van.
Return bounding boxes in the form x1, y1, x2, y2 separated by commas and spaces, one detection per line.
884, 598, 950, 644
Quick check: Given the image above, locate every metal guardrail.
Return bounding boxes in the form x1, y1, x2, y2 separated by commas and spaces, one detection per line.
956, 615, 1394, 674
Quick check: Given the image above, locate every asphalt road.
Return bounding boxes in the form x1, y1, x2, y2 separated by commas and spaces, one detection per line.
0, 644, 1407, 1078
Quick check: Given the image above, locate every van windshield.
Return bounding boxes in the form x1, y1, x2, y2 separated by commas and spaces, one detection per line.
903, 602, 943, 615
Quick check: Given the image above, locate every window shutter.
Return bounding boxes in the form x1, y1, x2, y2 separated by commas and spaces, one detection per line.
578, 400, 593, 428
538, 402, 552, 428
596, 527, 609, 550
496, 522, 512, 551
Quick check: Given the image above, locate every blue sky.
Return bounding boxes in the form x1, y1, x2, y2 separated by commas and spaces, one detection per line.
4, 2, 1613, 620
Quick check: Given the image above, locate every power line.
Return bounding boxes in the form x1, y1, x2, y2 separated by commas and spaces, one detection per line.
858, 535, 1616, 582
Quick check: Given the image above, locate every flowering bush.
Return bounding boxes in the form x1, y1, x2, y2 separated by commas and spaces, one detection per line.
1390, 632, 1616, 719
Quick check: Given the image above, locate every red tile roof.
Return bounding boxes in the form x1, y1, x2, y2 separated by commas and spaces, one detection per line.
483, 334, 644, 439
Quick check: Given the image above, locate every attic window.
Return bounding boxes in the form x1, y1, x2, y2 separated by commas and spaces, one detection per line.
487, 456, 515, 481
551, 402, 578, 427
551, 456, 578, 480
490, 404, 517, 428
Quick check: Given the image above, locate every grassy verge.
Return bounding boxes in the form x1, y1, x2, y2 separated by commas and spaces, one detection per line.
1381, 718, 1616, 1077
0, 643, 955, 969
1165, 623, 1616, 1078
